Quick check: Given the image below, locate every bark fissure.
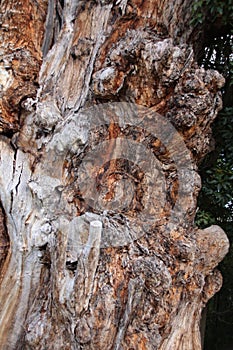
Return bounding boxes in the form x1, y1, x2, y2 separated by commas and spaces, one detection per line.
0, 200, 10, 276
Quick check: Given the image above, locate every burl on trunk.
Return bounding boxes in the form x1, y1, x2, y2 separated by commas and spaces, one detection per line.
0, 1, 229, 349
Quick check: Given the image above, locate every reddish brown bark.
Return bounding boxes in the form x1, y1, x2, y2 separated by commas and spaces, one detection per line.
0, 0, 47, 132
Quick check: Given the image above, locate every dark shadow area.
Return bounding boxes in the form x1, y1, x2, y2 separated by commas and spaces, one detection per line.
191, 2, 233, 349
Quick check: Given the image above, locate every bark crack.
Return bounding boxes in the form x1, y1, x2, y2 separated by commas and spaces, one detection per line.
0, 199, 10, 274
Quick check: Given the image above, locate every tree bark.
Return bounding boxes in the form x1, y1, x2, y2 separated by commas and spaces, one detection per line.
0, 1, 229, 349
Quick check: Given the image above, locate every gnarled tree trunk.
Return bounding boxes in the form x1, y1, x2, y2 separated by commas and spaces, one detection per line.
0, 1, 229, 349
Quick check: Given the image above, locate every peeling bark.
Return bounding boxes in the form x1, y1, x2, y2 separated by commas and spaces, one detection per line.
0, 1, 229, 349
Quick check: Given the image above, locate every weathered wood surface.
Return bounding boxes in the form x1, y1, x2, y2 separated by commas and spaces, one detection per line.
0, 1, 229, 349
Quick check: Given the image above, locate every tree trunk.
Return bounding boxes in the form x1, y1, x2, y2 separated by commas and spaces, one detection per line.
0, 1, 229, 349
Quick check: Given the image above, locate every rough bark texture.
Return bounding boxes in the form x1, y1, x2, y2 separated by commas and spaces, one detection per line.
0, 1, 229, 349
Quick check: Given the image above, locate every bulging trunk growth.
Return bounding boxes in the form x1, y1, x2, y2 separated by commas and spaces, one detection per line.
0, 1, 229, 349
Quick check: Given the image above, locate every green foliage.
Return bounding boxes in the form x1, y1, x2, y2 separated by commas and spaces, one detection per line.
191, 0, 233, 26
195, 209, 216, 227
196, 69, 233, 232
191, 1, 233, 349
194, 2, 233, 231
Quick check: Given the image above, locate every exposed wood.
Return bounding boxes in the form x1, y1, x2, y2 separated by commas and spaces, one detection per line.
0, 1, 229, 349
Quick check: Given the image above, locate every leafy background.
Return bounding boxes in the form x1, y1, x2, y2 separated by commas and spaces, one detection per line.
192, 0, 233, 348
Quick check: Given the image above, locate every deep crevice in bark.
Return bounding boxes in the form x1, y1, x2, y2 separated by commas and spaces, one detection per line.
0, 200, 10, 275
